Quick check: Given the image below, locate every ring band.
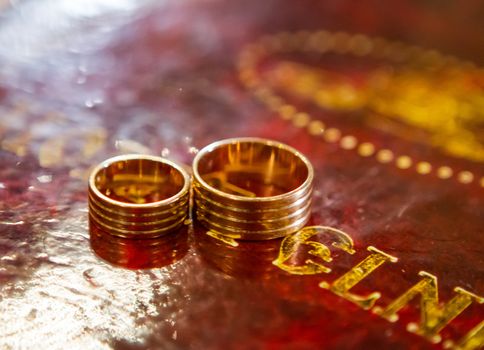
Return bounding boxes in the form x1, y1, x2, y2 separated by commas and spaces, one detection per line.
192, 138, 313, 240
88, 154, 190, 238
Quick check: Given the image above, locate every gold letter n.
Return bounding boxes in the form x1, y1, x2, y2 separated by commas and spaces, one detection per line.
373, 271, 484, 345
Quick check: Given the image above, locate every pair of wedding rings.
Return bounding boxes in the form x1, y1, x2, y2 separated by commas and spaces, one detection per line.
88, 138, 313, 240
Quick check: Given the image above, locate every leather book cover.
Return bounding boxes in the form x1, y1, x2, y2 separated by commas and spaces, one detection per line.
0, 1, 482, 349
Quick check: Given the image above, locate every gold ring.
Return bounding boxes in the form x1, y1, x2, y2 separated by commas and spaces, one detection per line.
192, 138, 313, 240
88, 154, 190, 238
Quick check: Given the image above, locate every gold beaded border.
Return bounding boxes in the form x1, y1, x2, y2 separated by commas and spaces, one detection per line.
237, 30, 483, 188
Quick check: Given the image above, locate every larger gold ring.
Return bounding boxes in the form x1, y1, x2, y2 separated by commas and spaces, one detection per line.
88, 154, 190, 238
192, 138, 313, 240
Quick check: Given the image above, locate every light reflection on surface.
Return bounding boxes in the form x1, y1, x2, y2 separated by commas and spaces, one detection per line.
0, 204, 188, 349
89, 220, 189, 269
0, 0, 159, 98
0, 0, 153, 59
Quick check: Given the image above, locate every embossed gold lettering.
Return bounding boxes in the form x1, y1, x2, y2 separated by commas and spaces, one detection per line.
272, 225, 483, 347
447, 321, 484, 350
373, 271, 484, 344
272, 226, 355, 275
319, 246, 398, 310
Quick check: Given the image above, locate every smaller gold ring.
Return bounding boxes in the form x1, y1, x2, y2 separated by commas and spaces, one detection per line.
88, 154, 190, 238
192, 138, 313, 240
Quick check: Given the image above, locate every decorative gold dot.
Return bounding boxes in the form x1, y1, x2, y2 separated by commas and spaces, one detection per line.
278, 104, 296, 120
243, 43, 265, 58
407, 323, 418, 333
376, 149, 394, 163
308, 120, 325, 135
308, 30, 333, 52
480, 177, 484, 188
292, 112, 310, 128
294, 30, 311, 43
371, 37, 388, 58
275, 32, 294, 52
442, 340, 454, 350
333, 31, 351, 53
421, 49, 442, 65
254, 87, 273, 100
457, 171, 474, 184
358, 142, 375, 157
407, 45, 424, 61
349, 34, 373, 56
237, 53, 255, 70
385, 42, 407, 62
437, 166, 453, 179
239, 69, 259, 88
243, 78, 258, 89
416, 161, 432, 175
287, 31, 310, 50
259, 35, 282, 52
340, 135, 358, 150
396, 156, 412, 169
239, 68, 255, 81
266, 96, 283, 111
323, 128, 341, 143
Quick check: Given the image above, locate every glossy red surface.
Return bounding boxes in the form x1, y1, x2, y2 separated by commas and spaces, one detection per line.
0, 1, 482, 349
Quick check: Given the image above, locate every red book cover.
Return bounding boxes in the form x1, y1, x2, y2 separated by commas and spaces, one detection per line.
0, 1, 482, 349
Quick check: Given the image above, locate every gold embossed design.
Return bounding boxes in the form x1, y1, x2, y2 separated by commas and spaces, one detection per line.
273, 226, 483, 349
238, 30, 484, 187
373, 271, 484, 344
319, 246, 398, 310
272, 226, 355, 275
264, 62, 484, 163
447, 321, 484, 350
